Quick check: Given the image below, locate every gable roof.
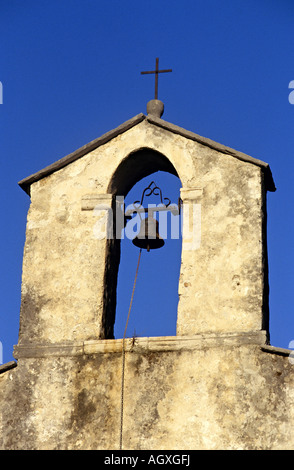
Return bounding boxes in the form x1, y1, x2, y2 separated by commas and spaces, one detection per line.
18, 112, 276, 195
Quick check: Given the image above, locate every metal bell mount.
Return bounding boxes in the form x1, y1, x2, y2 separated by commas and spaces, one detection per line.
125, 181, 180, 252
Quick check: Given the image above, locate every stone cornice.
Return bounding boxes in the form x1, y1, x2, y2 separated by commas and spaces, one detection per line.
14, 330, 267, 359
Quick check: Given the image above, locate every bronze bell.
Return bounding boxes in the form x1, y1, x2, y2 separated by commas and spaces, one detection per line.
132, 215, 164, 252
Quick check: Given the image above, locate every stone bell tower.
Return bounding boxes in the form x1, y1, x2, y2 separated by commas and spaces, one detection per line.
2, 96, 294, 451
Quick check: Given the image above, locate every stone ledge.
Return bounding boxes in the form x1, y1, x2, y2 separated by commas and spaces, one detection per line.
261, 345, 293, 356
81, 193, 113, 211
14, 330, 267, 359
0, 361, 17, 374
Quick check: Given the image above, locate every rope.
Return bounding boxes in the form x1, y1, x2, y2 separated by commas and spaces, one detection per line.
119, 248, 142, 450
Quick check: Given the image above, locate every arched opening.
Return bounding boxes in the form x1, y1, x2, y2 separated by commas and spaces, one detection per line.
102, 148, 182, 339
108, 147, 178, 196
114, 171, 182, 339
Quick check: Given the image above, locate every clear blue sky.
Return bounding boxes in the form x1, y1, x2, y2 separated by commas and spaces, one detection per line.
1, 0, 294, 363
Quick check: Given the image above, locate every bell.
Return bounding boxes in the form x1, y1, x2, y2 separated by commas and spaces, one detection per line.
132, 215, 164, 252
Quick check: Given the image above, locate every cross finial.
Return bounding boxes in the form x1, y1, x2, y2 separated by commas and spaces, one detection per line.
141, 58, 172, 100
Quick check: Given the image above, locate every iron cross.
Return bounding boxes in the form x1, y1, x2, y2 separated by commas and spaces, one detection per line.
141, 58, 172, 100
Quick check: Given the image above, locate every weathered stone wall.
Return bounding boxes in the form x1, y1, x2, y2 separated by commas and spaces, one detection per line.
1, 113, 282, 450
1, 335, 294, 450
17, 119, 269, 344
178, 156, 266, 336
